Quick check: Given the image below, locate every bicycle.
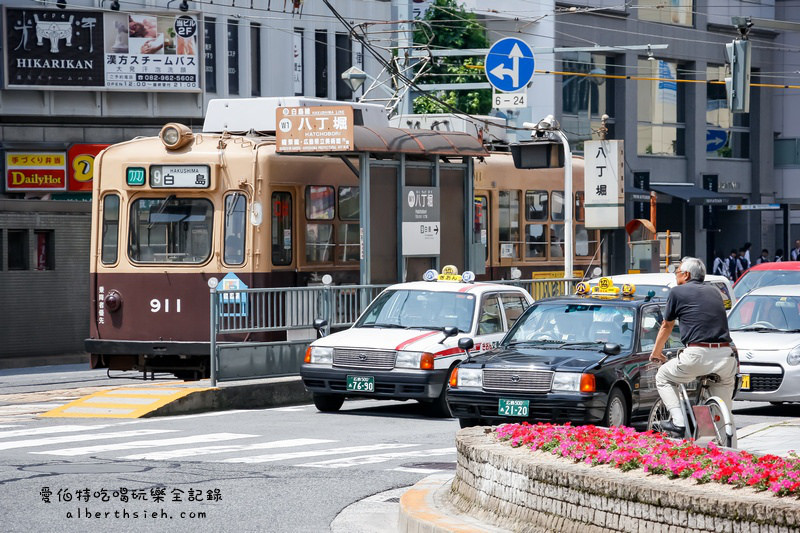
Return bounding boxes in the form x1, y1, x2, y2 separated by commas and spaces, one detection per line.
647, 350, 738, 448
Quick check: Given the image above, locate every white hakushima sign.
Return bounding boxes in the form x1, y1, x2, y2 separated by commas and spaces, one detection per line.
584, 140, 624, 229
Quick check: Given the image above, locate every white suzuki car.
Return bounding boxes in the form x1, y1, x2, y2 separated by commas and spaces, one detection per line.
300, 269, 533, 416
728, 285, 800, 404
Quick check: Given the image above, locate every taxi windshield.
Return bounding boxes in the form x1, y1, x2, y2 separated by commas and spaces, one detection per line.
505, 302, 635, 350
355, 289, 475, 332
729, 294, 800, 332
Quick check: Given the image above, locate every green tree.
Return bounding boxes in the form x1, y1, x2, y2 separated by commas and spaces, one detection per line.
412, 0, 491, 115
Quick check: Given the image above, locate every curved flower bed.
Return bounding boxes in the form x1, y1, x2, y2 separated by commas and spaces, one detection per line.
496, 422, 800, 497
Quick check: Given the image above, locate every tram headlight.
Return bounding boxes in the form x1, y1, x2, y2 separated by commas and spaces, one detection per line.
159, 123, 194, 150
104, 290, 122, 312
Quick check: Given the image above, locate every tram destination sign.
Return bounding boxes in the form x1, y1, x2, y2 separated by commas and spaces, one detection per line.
149, 164, 210, 188
275, 106, 354, 153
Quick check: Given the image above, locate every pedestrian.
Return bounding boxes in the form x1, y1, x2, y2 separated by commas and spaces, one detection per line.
743, 242, 752, 266
775, 249, 784, 262
649, 257, 737, 440
738, 248, 750, 276
791, 240, 800, 261
711, 251, 728, 278
755, 249, 770, 265
725, 249, 740, 282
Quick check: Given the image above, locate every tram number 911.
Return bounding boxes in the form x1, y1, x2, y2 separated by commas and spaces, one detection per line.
150, 298, 182, 313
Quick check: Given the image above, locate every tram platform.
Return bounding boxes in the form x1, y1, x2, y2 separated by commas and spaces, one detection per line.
41, 376, 311, 419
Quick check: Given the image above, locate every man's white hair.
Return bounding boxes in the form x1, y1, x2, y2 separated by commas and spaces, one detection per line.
680, 256, 706, 281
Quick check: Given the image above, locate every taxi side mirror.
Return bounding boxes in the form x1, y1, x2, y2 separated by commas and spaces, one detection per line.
458, 337, 474, 352
602, 343, 621, 355
440, 326, 459, 343
313, 319, 328, 338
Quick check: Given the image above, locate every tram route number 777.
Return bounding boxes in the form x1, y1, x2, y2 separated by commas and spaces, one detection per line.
151, 298, 182, 313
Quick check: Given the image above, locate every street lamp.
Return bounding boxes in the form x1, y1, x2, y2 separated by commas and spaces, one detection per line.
523, 115, 574, 281
341, 66, 367, 101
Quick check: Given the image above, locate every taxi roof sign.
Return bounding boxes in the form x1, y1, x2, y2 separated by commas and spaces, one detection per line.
576, 277, 636, 299
423, 265, 476, 283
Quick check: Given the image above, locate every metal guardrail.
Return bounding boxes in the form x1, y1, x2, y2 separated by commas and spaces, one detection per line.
207, 278, 578, 385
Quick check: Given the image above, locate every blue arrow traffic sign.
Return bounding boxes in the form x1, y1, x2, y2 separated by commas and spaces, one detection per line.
484, 37, 535, 92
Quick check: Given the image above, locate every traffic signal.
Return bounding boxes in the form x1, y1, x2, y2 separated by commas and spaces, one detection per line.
724, 39, 751, 113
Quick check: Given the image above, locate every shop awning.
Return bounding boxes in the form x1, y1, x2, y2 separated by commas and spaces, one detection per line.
650, 183, 733, 206
626, 186, 652, 202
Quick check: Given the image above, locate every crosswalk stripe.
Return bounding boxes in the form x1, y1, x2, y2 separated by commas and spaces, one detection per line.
0, 424, 112, 439
392, 466, 445, 474
0, 425, 22, 429
120, 438, 337, 460
0, 429, 176, 450
300, 447, 457, 469
222, 443, 419, 464
32, 432, 258, 457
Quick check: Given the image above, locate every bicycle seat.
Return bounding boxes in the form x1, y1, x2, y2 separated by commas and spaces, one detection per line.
699, 373, 721, 383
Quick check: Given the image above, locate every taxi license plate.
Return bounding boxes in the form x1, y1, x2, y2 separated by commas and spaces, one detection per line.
498, 399, 529, 417
346, 375, 375, 392
740, 374, 750, 391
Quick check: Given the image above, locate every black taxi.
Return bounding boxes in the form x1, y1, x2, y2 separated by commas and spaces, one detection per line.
446, 278, 684, 428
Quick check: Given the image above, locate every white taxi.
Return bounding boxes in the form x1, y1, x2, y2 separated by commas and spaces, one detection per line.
587, 272, 735, 309
300, 267, 533, 416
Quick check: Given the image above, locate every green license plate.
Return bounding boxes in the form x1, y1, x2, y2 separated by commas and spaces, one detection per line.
498, 398, 529, 417
346, 375, 375, 392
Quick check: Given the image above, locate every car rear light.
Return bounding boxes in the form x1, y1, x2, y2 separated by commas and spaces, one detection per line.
420, 353, 434, 370
304, 347, 312, 363
580, 373, 596, 392
449, 368, 459, 388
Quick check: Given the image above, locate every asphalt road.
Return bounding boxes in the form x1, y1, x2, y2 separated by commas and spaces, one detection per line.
0, 364, 797, 532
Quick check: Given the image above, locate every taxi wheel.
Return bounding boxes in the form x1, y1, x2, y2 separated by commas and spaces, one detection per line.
313, 393, 345, 412
603, 388, 629, 427
423, 382, 452, 418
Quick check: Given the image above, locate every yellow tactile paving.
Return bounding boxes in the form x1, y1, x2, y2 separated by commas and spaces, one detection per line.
40, 385, 214, 418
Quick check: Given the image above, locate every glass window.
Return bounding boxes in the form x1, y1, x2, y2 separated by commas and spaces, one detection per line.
637, 0, 692, 26
576, 224, 596, 257
637, 59, 686, 156
250, 23, 261, 97
306, 223, 333, 263
101, 194, 120, 265
501, 294, 529, 328
337, 224, 359, 262
474, 196, 488, 261
338, 186, 359, 220
549, 224, 565, 259
551, 191, 565, 221
706, 65, 749, 159
271, 192, 292, 266
575, 191, 585, 222
224, 193, 247, 265
356, 289, 475, 332
478, 295, 503, 335
639, 307, 661, 352
729, 295, 800, 332
35, 230, 54, 270
8, 230, 28, 270
128, 197, 213, 264
561, 53, 611, 140
775, 139, 800, 167
306, 186, 335, 220
499, 191, 520, 259
525, 190, 548, 221
525, 223, 547, 259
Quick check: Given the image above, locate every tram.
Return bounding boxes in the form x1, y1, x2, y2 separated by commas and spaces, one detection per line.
86, 98, 600, 378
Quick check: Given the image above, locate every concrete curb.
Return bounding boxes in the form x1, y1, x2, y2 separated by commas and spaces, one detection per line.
145, 376, 312, 416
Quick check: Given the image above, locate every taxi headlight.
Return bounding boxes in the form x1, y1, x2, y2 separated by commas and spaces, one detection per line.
552, 372, 581, 392
396, 351, 434, 369
457, 368, 483, 388
787, 346, 800, 366
309, 346, 333, 364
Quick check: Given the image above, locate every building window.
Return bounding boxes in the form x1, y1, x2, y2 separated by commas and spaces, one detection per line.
34, 230, 54, 270
775, 138, 800, 167
8, 229, 29, 270
227, 20, 239, 95
561, 53, 611, 141
101, 194, 120, 265
204, 17, 216, 93
637, 0, 693, 26
707, 65, 749, 159
250, 23, 261, 97
335, 33, 353, 101
224, 193, 247, 265
272, 192, 292, 266
637, 59, 686, 156
315, 30, 328, 98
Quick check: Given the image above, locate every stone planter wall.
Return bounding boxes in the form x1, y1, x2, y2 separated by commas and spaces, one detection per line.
450, 427, 800, 533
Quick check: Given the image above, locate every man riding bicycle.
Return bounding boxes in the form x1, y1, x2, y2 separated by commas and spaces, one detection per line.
648, 257, 738, 440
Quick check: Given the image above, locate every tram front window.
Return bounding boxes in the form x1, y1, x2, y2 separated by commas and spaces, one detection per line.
128, 197, 213, 263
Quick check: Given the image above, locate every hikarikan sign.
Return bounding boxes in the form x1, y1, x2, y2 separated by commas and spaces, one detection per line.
584, 140, 625, 229
402, 186, 440, 256
4, 8, 200, 91
275, 106, 354, 152
6, 152, 67, 192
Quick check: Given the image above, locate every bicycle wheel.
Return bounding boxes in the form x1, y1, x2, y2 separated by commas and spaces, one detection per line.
647, 398, 670, 433
704, 397, 734, 448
